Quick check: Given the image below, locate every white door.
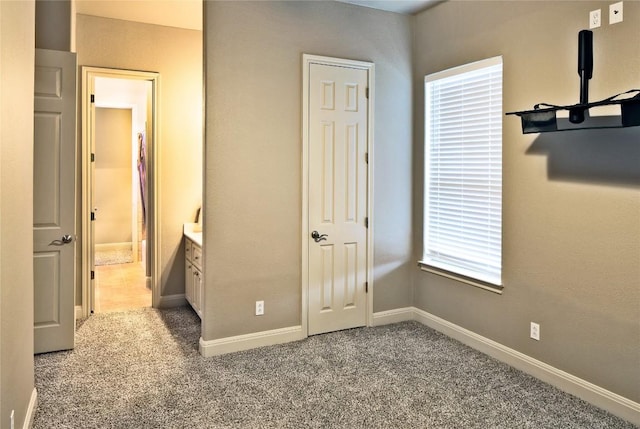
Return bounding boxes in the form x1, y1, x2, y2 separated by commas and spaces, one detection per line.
88, 96, 96, 312
33, 49, 77, 354
307, 61, 369, 335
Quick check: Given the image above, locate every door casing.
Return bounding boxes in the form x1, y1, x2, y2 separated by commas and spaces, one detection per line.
81, 67, 160, 317
301, 54, 375, 337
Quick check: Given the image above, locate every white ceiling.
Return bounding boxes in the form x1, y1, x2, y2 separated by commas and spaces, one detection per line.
335, 0, 440, 15
73, 0, 440, 32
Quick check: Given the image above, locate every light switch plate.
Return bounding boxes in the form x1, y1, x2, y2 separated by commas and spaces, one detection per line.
609, 1, 623, 24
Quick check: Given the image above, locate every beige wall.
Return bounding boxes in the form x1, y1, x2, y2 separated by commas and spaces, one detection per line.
76, 15, 203, 300
0, 1, 36, 427
413, 1, 640, 402
95, 107, 133, 244
35, 0, 70, 51
203, 1, 413, 340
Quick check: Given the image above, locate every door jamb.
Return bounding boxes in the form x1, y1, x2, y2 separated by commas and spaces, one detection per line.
80, 67, 160, 317
301, 54, 375, 337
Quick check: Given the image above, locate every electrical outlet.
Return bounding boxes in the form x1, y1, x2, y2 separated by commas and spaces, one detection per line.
530, 322, 540, 341
255, 300, 264, 316
589, 9, 601, 29
609, 1, 623, 24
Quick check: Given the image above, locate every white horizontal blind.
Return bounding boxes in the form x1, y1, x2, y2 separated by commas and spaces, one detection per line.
424, 57, 502, 286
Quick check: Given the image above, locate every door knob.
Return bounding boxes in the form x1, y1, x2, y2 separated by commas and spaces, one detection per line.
49, 234, 74, 246
311, 231, 328, 243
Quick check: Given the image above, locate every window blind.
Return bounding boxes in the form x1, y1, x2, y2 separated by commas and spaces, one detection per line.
424, 57, 503, 286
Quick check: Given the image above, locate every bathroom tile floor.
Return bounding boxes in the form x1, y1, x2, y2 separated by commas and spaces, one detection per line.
94, 261, 151, 313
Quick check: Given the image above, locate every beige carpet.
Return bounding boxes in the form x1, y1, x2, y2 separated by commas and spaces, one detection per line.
33, 307, 635, 428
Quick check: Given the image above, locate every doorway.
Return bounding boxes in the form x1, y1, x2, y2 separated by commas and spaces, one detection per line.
81, 67, 159, 317
93, 105, 149, 312
302, 55, 375, 336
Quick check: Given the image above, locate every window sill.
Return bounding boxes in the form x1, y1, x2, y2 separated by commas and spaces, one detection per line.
418, 261, 503, 295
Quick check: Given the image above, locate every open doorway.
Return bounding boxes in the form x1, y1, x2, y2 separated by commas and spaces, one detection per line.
81, 68, 159, 317
93, 104, 148, 312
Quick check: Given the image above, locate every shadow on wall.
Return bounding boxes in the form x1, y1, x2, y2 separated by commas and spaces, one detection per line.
526, 127, 640, 187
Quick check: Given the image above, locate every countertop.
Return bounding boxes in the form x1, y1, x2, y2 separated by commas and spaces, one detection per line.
183, 223, 202, 247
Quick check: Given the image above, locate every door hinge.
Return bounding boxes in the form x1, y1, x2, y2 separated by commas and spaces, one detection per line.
91, 153, 95, 162
365, 217, 369, 228
365, 281, 368, 293
365, 87, 369, 99
91, 211, 95, 221
91, 270, 95, 280
90, 94, 95, 103
365, 152, 368, 164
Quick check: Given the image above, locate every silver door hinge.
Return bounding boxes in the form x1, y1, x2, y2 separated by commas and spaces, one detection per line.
91, 94, 95, 103
365, 217, 369, 228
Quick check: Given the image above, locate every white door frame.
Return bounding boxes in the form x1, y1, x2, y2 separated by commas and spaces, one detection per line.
301, 54, 375, 337
81, 67, 160, 317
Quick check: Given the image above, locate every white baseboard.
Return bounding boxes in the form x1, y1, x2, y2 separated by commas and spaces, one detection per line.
75, 305, 83, 320
411, 307, 640, 426
24, 388, 37, 429
199, 325, 305, 357
372, 307, 414, 326
157, 293, 186, 309
95, 242, 132, 252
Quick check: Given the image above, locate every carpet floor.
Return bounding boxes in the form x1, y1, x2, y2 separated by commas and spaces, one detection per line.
33, 307, 635, 428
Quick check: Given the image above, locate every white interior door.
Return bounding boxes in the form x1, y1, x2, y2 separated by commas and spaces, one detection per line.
33, 49, 77, 354
89, 94, 96, 312
307, 61, 369, 336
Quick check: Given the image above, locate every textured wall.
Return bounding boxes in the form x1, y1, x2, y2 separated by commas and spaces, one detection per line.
0, 1, 36, 427
203, 1, 413, 340
413, 1, 640, 402
35, 0, 70, 51
95, 107, 133, 244
76, 14, 203, 300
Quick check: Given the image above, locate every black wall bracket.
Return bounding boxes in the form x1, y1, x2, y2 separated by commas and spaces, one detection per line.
506, 30, 640, 134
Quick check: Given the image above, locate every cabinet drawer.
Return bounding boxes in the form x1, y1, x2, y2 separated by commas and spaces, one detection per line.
192, 245, 203, 270
185, 239, 193, 261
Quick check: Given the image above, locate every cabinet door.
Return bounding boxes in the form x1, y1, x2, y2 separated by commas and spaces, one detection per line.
185, 259, 194, 306
193, 268, 203, 318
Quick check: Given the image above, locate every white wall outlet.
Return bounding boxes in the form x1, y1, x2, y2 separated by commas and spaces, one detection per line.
530, 322, 540, 341
255, 300, 264, 316
589, 9, 601, 29
609, 2, 623, 24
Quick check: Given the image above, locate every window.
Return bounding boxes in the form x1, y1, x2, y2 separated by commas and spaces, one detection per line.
422, 57, 503, 288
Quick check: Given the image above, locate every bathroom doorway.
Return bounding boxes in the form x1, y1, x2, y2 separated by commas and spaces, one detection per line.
93, 105, 149, 312
81, 68, 159, 316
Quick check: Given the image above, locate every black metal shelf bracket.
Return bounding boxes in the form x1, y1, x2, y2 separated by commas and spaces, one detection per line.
506, 30, 640, 134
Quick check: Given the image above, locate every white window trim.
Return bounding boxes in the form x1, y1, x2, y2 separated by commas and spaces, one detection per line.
422, 56, 503, 292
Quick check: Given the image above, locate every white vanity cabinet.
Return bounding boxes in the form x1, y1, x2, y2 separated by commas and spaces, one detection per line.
184, 229, 203, 319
